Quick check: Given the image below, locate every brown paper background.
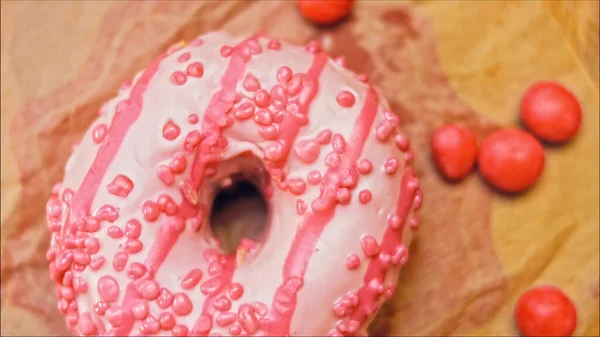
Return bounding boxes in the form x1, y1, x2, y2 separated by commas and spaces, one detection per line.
1, 1, 598, 336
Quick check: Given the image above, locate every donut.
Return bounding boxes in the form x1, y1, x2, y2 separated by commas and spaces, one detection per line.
45, 31, 422, 336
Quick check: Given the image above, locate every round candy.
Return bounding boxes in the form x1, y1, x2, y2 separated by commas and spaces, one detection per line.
45, 32, 422, 336
430, 124, 477, 181
297, 0, 353, 25
520, 81, 582, 143
478, 129, 545, 193
515, 285, 577, 337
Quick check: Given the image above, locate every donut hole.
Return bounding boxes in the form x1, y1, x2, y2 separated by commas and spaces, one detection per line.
209, 178, 269, 254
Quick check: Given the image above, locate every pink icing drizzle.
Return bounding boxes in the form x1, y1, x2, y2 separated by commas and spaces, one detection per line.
266, 88, 379, 335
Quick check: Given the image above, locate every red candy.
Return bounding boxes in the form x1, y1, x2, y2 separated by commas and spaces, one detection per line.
430, 124, 477, 181
297, 0, 353, 25
515, 285, 577, 336
478, 129, 544, 193
520, 81, 582, 143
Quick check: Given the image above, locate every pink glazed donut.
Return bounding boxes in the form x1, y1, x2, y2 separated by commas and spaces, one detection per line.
45, 32, 422, 336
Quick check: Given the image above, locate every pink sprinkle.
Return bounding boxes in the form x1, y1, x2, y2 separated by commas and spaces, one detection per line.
188, 113, 199, 124
296, 199, 307, 215
98, 275, 120, 302
340, 171, 358, 189
286, 73, 305, 96
346, 254, 360, 270
157, 288, 174, 309
106, 307, 124, 328
46, 198, 62, 219
317, 129, 333, 145
128, 262, 147, 279
294, 139, 320, 163
73, 250, 91, 265
376, 121, 395, 141
394, 132, 410, 151
267, 39, 281, 50
208, 261, 223, 276
172, 324, 189, 336
325, 152, 341, 168
391, 245, 409, 266
95, 204, 119, 222
384, 157, 399, 174
163, 120, 181, 141
62, 188, 74, 204
141, 200, 160, 221
245, 39, 262, 55
368, 279, 385, 295
213, 296, 232, 312
125, 219, 142, 239
186, 62, 204, 78
181, 268, 203, 289
184, 130, 203, 152
388, 212, 402, 229
107, 226, 124, 239
243, 74, 261, 92
157, 165, 175, 186
230, 324, 242, 335
379, 252, 391, 266
177, 52, 191, 63
287, 178, 306, 195
132, 300, 149, 320
142, 315, 160, 333
139, 279, 160, 300
157, 194, 176, 213
307, 170, 322, 185
84, 237, 100, 254
409, 216, 420, 229
229, 283, 244, 300
336, 188, 351, 204
332, 134, 347, 154
89, 256, 105, 271
235, 102, 256, 120
78, 312, 97, 335
413, 190, 423, 210
336, 91, 356, 107
254, 109, 273, 126
220, 45, 233, 57
357, 159, 373, 174
254, 89, 271, 108
358, 190, 372, 204
276, 66, 292, 84
73, 277, 88, 293
169, 152, 188, 174
305, 40, 321, 54
159, 312, 176, 330
404, 150, 415, 162
171, 71, 187, 86
190, 37, 204, 46
264, 141, 286, 162
383, 110, 400, 126
216, 311, 237, 327
113, 252, 128, 271
173, 293, 193, 316
92, 124, 108, 144
259, 125, 280, 140
270, 84, 288, 109
125, 239, 143, 254
107, 174, 134, 197
361, 236, 380, 257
